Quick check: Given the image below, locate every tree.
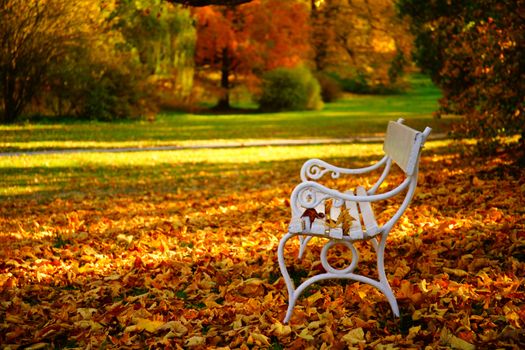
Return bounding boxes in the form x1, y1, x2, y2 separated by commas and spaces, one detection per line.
0, 0, 101, 123
398, 0, 524, 151
113, 0, 196, 100
193, 0, 311, 109
310, 0, 413, 92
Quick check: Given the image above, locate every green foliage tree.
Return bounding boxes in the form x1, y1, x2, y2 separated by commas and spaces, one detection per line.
113, 0, 196, 100
0, 0, 196, 122
258, 66, 323, 111
38, 2, 147, 121
398, 0, 524, 151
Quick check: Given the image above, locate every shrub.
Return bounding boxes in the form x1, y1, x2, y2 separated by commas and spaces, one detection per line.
82, 66, 154, 121
258, 66, 323, 111
331, 70, 407, 95
315, 73, 343, 102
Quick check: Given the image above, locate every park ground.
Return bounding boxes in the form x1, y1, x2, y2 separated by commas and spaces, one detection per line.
0, 77, 524, 348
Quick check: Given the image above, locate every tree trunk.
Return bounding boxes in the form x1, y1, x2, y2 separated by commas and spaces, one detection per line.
2, 75, 19, 124
216, 47, 231, 110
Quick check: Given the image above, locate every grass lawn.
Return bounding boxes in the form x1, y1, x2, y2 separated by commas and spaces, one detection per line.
0, 74, 456, 153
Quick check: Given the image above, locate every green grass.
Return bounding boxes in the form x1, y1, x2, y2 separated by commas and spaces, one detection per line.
0, 74, 454, 153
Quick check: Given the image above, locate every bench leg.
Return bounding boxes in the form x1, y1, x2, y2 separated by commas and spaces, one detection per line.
279, 232, 400, 323
372, 233, 399, 317
278, 232, 299, 323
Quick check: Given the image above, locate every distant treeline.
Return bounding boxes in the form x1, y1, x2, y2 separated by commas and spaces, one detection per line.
0, 0, 413, 123
1, 0, 523, 152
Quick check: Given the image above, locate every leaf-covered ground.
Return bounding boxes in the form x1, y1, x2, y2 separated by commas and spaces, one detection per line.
0, 142, 524, 349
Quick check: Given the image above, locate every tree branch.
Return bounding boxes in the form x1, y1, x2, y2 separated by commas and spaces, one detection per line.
165, 0, 252, 7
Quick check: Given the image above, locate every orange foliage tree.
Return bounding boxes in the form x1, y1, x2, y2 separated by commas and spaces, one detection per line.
310, 0, 413, 92
193, 0, 311, 109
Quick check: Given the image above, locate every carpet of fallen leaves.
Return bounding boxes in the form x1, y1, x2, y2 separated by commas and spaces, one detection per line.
1, 144, 524, 349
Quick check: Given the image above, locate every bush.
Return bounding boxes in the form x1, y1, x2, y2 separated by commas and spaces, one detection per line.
331, 70, 407, 95
315, 73, 343, 102
335, 70, 370, 94
82, 66, 154, 121
258, 66, 323, 111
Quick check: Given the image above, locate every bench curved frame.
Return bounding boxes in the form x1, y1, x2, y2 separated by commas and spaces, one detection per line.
278, 119, 432, 323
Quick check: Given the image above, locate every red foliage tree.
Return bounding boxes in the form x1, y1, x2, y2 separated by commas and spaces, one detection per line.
193, 0, 310, 109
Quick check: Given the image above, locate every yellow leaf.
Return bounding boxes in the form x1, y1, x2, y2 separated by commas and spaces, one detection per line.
306, 291, 323, 304
117, 234, 133, 244
503, 304, 521, 328
472, 176, 485, 187
375, 344, 398, 350
134, 318, 165, 333
160, 321, 188, 336
104, 274, 121, 281
308, 320, 323, 329
185, 336, 206, 347
443, 267, 469, 277
298, 328, 314, 341
342, 327, 365, 345
77, 308, 97, 320
440, 327, 475, 350
25, 344, 48, 350
250, 333, 270, 346
419, 279, 429, 293
357, 290, 367, 299
76, 320, 103, 331
232, 318, 243, 330
407, 325, 421, 340
271, 322, 292, 336
450, 336, 475, 350
5, 314, 24, 324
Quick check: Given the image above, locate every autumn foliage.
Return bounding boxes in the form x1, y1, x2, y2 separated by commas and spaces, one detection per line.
1, 144, 524, 348
193, 0, 311, 108
398, 0, 525, 150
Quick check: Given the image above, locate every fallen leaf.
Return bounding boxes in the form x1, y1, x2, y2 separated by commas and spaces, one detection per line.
130, 318, 165, 333
298, 328, 314, 341
342, 327, 365, 345
185, 336, 206, 347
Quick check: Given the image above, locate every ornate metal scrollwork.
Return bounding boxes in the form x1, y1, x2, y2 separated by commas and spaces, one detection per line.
306, 163, 340, 180
297, 186, 327, 209
320, 240, 359, 274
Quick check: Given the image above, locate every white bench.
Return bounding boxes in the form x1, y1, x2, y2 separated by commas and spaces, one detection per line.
278, 119, 432, 323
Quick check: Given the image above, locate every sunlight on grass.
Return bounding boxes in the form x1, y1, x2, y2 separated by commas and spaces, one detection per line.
0, 140, 450, 197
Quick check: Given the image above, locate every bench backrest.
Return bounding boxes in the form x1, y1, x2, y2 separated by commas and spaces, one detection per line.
383, 121, 431, 176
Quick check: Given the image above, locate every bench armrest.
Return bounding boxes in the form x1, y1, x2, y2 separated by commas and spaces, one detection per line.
290, 179, 411, 217
300, 156, 389, 182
